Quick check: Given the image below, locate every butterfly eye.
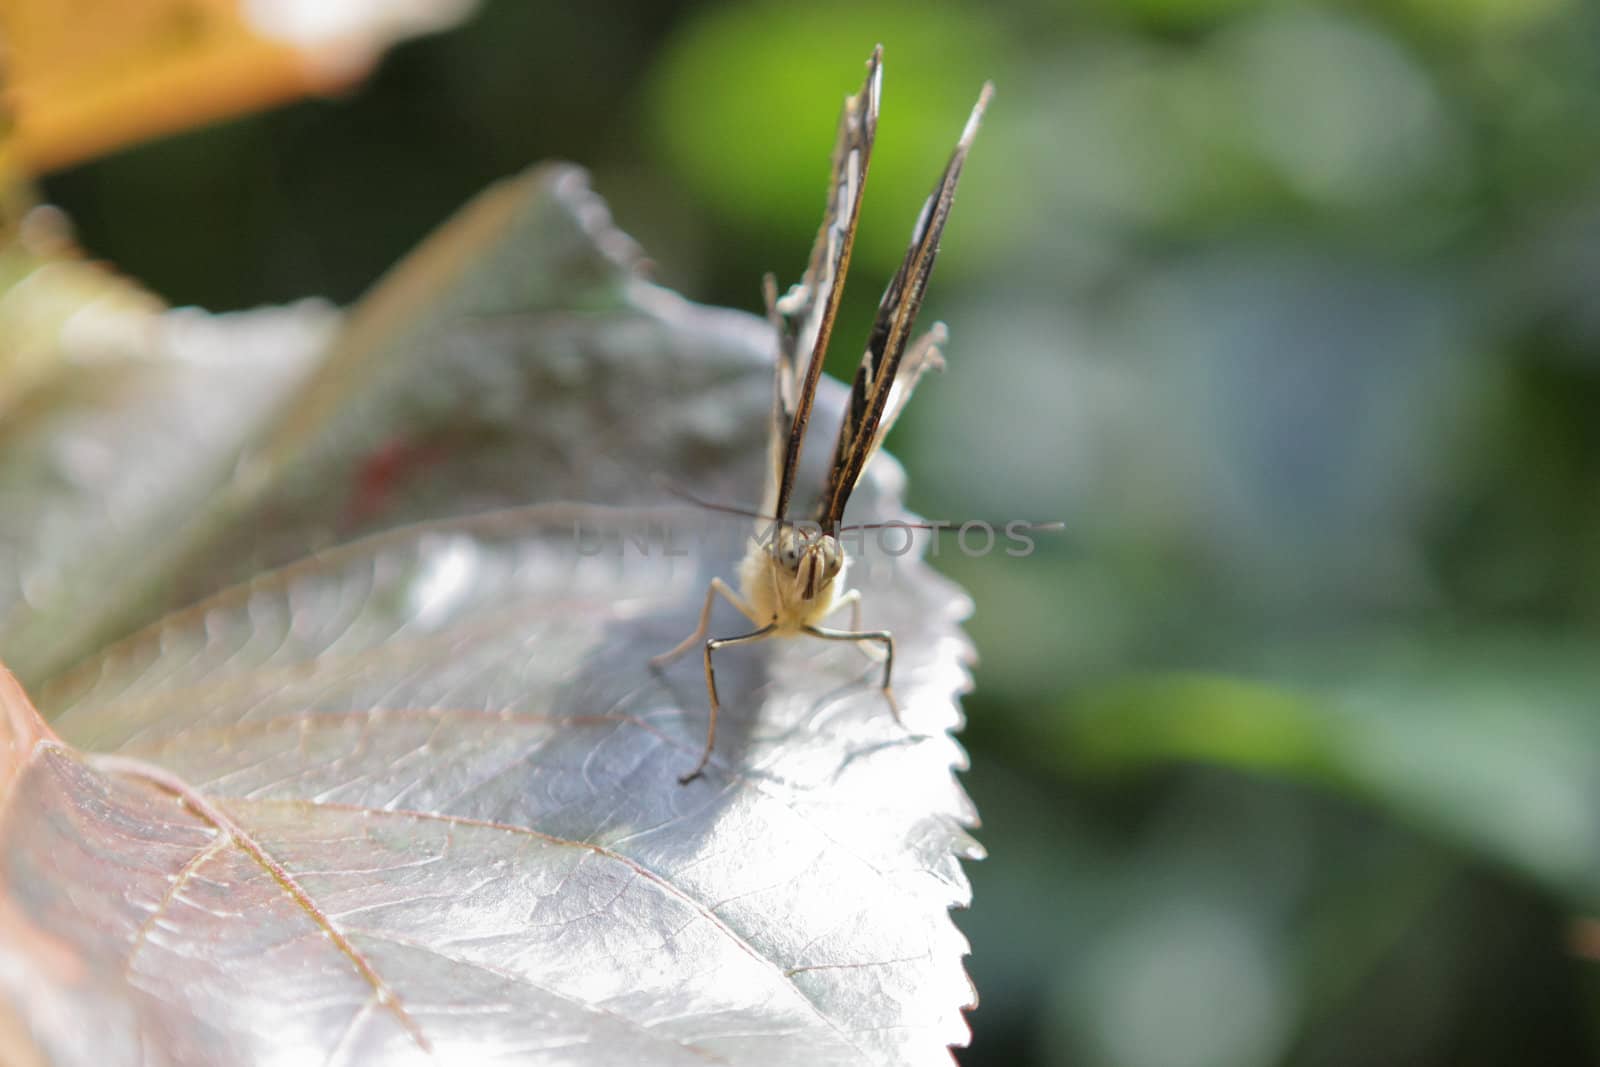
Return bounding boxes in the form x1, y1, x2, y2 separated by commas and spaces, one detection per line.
820, 541, 843, 579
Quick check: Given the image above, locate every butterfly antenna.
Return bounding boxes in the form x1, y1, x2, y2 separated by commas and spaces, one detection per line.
842, 520, 1065, 533
653, 475, 787, 525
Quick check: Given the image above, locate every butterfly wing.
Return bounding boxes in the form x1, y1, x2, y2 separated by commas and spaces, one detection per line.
816, 82, 992, 530
760, 46, 882, 524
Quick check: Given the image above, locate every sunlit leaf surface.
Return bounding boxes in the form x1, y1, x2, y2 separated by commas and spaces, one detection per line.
178, 165, 775, 585
0, 281, 337, 685
0, 165, 981, 1065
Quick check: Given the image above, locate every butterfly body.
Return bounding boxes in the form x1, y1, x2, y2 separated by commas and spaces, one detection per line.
653, 46, 989, 783
739, 527, 847, 633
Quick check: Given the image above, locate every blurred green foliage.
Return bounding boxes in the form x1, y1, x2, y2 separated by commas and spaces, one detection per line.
36, 0, 1600, 1063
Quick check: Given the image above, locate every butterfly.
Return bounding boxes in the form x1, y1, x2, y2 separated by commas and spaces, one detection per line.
654, 45, 992, 783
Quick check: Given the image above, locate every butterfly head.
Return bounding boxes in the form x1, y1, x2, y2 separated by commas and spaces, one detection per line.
773, 523, 844, 603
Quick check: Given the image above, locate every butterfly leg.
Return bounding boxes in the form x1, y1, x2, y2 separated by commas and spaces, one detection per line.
682, 624, 777, 784
832, 588, 864, 633
804, 625, 900, 725
651, 577, 757, 669
824, 589, 882, 663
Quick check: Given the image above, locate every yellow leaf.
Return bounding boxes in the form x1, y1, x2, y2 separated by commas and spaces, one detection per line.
0, 0, 475, 174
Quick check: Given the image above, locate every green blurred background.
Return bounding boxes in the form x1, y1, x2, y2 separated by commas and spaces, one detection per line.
39, 0, 1600, 1063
